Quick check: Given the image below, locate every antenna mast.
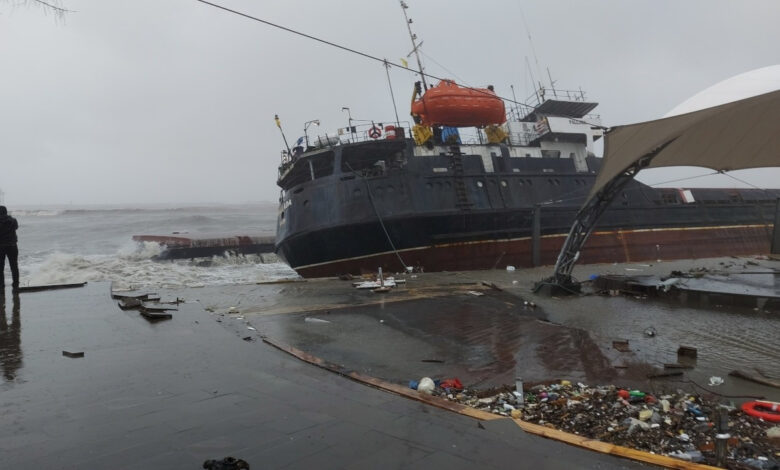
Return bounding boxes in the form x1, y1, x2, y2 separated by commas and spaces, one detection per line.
400, 1, 428, 90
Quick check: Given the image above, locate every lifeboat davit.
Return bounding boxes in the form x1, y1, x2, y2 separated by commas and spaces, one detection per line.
411, 80, 506, 128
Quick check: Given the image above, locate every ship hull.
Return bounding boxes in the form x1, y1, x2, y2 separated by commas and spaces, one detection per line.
282, 224, 771, 278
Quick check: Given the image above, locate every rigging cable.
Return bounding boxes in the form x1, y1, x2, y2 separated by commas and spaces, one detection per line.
537, 170, 723, 208
193, 0, 533, 112
344, 163, 409, 271
719, 171, 777, 238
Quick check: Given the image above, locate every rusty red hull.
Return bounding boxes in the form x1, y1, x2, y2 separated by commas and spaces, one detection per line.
295, 224, 772, 278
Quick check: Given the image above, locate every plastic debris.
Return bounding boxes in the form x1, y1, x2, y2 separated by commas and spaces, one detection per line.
506, 265, 516, 271
440, 378, 463, 390
417, 377, 435, 395
304, 317, 330, 324
434, 381, 777, 467
708, 376, 724, 386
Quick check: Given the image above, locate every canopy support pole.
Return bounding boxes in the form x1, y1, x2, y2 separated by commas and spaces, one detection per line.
535, 141, 674, 295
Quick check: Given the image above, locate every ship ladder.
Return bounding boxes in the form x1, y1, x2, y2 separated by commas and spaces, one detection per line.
450, 152, 472, 210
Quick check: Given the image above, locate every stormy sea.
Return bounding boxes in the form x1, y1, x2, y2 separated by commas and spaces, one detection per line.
3, 203, 297, 290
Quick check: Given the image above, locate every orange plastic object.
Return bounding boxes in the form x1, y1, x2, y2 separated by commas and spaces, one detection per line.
411, 80, 506, 127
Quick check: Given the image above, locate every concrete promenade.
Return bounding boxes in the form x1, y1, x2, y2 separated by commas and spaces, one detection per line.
0, 283, 647, 469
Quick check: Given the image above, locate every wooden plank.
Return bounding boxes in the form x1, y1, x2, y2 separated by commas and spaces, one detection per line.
17, 282, 87, 293
512, 419, 723, 470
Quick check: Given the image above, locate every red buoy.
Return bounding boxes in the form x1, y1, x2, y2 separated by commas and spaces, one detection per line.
741, 400, 780, 422
411, 80, 506, 128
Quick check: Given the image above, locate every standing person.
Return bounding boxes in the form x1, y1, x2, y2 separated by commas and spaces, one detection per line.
0, 206, 19, 294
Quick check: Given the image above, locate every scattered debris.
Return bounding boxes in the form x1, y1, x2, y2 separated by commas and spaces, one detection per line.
678, 346, 698, 359
612, 340, 631, 352
114, 291, 174, 322
139, 308, 173, 322
141, 303, 177, 312
202, 456, 250, 470
664, 363, 694, 370
647, 371, 683, 379
304, 317, 331, 324
506, 265, 516, 271
118, 298, 143, 310
466, 290, 485, 297
62, 351, 84, 359
644, 327, 657, 337
354, 278, 398, 289
434, 381, 778, 468
708, 376, 724, 387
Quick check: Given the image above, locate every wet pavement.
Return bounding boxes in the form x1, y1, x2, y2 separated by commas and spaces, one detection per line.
193, 257, 779, 401
0, 283, 649, 469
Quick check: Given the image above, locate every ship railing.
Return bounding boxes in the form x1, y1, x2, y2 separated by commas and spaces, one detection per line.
524, 87, 589, 107
335, 121, 414, 145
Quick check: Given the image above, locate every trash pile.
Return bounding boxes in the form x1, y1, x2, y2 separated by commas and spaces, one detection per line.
417, 378, 778, 469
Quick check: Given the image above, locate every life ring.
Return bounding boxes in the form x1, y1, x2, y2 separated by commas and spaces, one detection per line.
368, 126, 382, 139
741, 400, 780, 422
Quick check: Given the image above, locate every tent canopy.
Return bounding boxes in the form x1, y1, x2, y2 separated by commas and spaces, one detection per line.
589, 89, 780, 201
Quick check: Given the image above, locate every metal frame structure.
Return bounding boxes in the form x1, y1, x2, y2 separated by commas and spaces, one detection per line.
536, 140, 676, 293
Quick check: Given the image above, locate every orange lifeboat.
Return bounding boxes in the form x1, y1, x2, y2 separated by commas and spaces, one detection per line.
411, 80, 506, 128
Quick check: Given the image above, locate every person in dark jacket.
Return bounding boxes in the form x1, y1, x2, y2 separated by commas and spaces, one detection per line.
0, 206, 19, 294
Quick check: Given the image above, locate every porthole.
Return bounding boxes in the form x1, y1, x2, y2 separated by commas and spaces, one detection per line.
500, 180, 507, 187
476, 181, 484, 188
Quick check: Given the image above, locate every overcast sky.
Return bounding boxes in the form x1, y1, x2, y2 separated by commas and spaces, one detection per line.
1, 0, 779, 206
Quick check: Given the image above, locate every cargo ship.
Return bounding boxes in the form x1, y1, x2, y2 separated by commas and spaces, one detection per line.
273, 79, 779, 278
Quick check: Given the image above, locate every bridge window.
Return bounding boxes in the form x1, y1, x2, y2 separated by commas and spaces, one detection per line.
342, 141, 407, 173
662, 193, 678, 204
311, 151, 335, 179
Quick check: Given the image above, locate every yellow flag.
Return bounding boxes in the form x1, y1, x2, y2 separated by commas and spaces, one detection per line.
274, 114, 281, 128
400, 58, 408, 68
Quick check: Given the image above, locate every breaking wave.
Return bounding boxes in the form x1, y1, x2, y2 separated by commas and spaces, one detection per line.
21, 242, 297, 290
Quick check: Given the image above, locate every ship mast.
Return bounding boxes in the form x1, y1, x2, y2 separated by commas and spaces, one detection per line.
400, 1, 428, 90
